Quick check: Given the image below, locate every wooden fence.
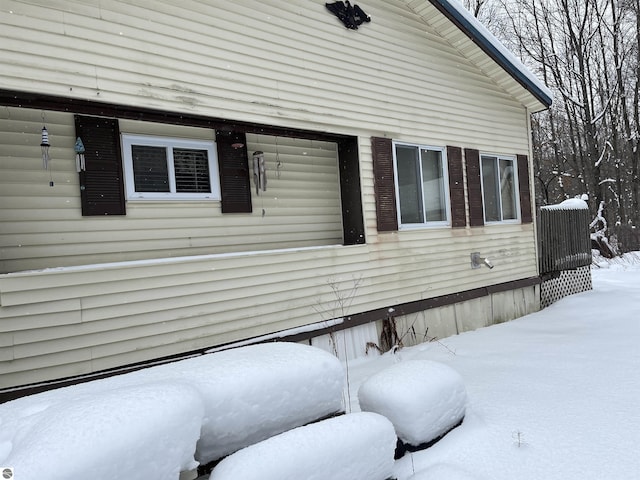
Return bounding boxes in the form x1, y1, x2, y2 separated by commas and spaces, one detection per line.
538, 206, 592, 275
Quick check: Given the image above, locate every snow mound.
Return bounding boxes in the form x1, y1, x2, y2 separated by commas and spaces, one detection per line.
174, 342, 345, 463
2, 382, 204, 480
358, 360, 466, 446
209, 412, 397, 480
0, 342, 345, 476
408, 463, 485, 480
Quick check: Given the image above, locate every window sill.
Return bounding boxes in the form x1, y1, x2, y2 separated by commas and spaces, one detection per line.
398, 223, 451, 230
126, 197, 221, 202
483, 220, 521, 225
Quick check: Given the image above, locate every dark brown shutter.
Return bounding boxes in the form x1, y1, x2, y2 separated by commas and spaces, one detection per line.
371, 136, 398, 232
517, 154, 533, 223
75, 115, 126, 216
447, 146, 466, 228
216, 131, 252, 213
465, 148, 484, 227
338, 138, 366, 245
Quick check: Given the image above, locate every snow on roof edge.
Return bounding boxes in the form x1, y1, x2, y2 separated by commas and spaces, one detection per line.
430, 0, 553, 109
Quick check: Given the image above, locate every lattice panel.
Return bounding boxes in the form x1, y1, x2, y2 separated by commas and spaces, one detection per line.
540, 266, 593, 309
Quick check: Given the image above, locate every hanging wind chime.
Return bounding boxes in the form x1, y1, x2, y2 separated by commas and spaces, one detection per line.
40, 124, 55, 186
253, 151, 267, 195
75, 137, 86, 172
40, 126, 51, 170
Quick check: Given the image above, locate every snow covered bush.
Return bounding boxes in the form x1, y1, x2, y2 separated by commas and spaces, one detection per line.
0, 342, 345, 478
1, 382, 205, 480
171, 342, 345, 463
358, 360, 466, 446
590, 199, 617, 258
209, 412, 397, 480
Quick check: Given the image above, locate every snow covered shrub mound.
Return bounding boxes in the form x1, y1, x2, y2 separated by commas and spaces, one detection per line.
0, 342, 344, 477
173, 342, 345, 463
209, 412, 397, 480
1, 382, 204, 480
358, 360, 467, 446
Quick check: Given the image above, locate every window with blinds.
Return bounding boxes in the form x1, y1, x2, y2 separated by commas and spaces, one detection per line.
122, 135, 220, 200
173, 148, 211, 193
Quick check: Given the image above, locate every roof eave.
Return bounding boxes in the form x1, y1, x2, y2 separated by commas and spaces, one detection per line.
429, 0, 553, 110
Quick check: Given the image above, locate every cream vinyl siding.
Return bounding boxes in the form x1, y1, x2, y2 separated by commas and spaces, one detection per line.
0, 109, 343, 273
0, 224, 536, 387
0, 0, 542, 386
412, 2, 548, 112
1, 0, 534, 150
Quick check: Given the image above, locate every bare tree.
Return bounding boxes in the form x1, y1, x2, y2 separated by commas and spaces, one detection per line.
470, 0, 640, 236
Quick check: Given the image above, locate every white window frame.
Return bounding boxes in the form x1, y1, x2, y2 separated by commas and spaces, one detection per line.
479, 153, 520, 224
122, 134, 221, 201
392, 142, 451, 229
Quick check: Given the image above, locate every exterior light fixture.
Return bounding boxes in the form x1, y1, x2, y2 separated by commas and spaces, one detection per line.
253, 151, 266, 194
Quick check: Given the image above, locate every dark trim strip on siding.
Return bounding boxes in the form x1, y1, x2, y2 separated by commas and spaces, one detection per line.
332, 276, 541, 331
446, 145, 466, 228
216, 131, 252, 213
338, 138, 366, 245
0, 89, 351, 143
74, 115, 126, 216
517, 154, 533, 223
371, 136, 398, 232
0, 275, 541, 403
464, 148, 484, 226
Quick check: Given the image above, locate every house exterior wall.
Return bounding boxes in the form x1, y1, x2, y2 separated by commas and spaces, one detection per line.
0, 0, 532, 147
0, 0, 544, 389
0, 108, 343, 272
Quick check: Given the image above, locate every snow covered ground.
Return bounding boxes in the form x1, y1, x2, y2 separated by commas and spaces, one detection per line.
1, 253, 639, 480
347, 252, 640, 480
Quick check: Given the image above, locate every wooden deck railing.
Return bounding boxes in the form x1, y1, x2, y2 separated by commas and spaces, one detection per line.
538, 206, 592, 275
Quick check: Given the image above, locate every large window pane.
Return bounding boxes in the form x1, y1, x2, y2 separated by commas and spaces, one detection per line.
481, 155, 519, 222
396, 145, 423, 224
421, 148, 446, 221
132, 145, 169, 192
481, 156, 500, 222
173, 148, 211, 193
499, 159, 517, 220
394, 143, 449, 227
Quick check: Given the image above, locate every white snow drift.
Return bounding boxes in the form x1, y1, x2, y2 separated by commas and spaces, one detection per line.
171, 343, 345, 462
407, 463, 485, 480
2, 382, 204, 480
0, 342, 345, 479
209, 412, 397, 480
358, 360, 467, 446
